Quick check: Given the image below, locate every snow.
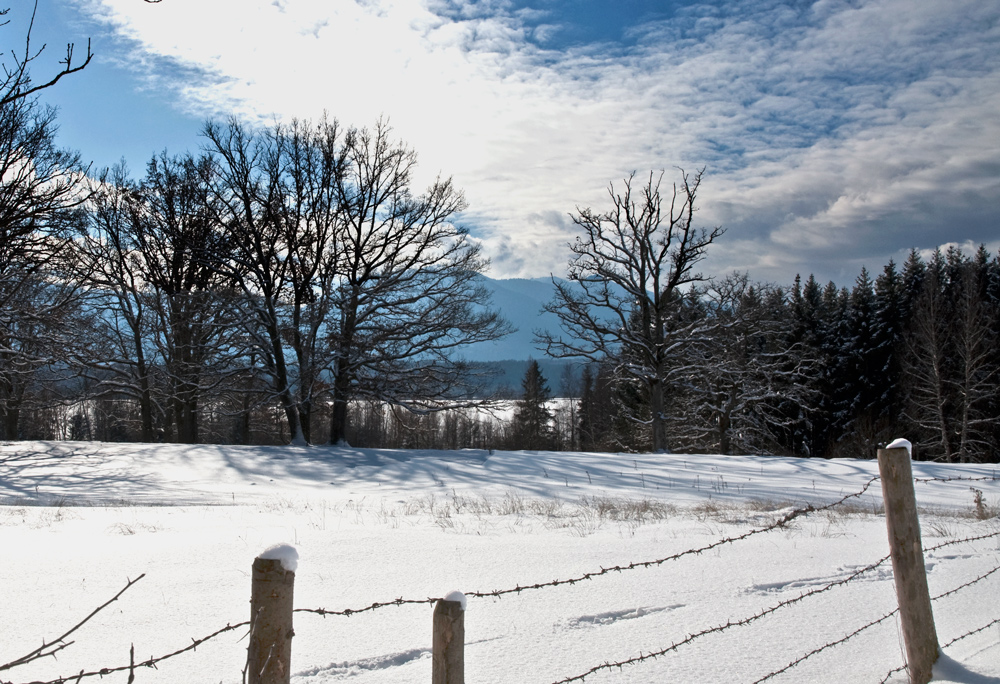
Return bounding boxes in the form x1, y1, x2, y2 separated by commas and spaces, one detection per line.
1, 440, 997, 684
259, 543, 299, 573
443, 590, 467, 611
887, 438, 914, 456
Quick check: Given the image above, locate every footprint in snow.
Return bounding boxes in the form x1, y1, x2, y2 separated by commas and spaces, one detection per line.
556, 605, 682, 631
294, 647, 429, 680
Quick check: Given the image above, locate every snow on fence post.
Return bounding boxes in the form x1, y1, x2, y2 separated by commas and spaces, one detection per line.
432, 592, 466, 684
878, 443, 938, 684
248, 544, 298, 684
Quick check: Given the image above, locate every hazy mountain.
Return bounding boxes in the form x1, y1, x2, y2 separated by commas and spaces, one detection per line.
461, 276, 565, 362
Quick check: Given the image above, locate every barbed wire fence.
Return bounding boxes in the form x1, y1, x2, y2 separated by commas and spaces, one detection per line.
2, 472, 998, 684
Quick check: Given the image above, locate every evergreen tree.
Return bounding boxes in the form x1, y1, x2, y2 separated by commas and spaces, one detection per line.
511, 360, 554, 450
871, 260, 905, 429
578, 362, 616, 451
838, 267, 879, 451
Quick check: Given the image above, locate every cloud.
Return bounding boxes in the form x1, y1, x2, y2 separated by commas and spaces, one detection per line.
74, 0, 1000, 287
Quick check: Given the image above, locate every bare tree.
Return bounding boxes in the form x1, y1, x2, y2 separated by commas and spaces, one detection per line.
203, 116, 344, 445
673, 274, 817, 455
1, 1, 92, 106
77, 164, 163, 441
537, 169, 723, 452
0, 73, 89, 438
326, 119, 511, 445
134, 152, 236, 443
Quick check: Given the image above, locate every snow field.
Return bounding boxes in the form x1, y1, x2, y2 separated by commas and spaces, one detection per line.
1, 442, 998, 683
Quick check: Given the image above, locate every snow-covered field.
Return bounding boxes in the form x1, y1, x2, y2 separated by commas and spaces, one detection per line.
1, 441, 998, 683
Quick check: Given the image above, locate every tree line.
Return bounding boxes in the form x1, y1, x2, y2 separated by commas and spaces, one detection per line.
4, 3, 996, 461
2, 107, 511, 445
512, 170, 999, 463
1, 7, 512, 447
558, 245, 1000, 463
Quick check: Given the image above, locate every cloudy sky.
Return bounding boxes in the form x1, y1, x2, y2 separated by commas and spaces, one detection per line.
19, 0, 1000, 287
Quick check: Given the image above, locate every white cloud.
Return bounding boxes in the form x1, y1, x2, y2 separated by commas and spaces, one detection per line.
74, 0, 1000, 286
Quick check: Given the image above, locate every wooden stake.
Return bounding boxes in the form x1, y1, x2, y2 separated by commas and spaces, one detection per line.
878, 446, 938, 684
248, 557, 295, 684
432, 598, 465, 684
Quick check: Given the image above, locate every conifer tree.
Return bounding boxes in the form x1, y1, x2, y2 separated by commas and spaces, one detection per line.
511, 360, 554, 450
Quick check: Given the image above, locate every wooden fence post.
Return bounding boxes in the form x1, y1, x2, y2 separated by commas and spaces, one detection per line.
248, 545, 297, 684
878, 446, 938, 684
432, 593, 465, 684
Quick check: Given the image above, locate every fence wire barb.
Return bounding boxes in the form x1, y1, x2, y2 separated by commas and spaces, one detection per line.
758, 553, 1000, 683
552, 549, 893, 683
880, 616, 1000, 684
292, 477, 882, 616
2, 621, 252, 684
295, 597, 441, 617
756, 607, 900, 683
925, 529, 1000, 553
468, 477, 881, 601
554, 528, 1000, 683
942, 616, 1000, 649
0, 574, 146, 675
16, 474, 999, 684
914, 475, 999, 483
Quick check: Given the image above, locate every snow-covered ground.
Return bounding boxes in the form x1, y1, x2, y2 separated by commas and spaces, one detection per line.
1, 441, 998, 683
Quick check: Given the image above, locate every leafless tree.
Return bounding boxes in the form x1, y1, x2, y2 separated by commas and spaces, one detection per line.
76, 164, 163, 441
0, 75, 89, 438
130, 152, 236, 443
537, 169, 723, 452
203, 116, 344, 445
1, 1, 92, 107
325, 118, 511, 445
673, 274, 816, 455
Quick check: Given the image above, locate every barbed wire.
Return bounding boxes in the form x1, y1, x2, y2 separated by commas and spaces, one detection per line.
469, 477, 882, 601
5, 478, 879, 684
551, 551, 893, 683
13, 475, 998, 684
2, 621, 251, 684
914, 474, 999, 483
294, 478, 882, 617
0, 574, 145, 675
295, 597, 439, 617
930, 562, 1000, 602
756, 607, 900, 683
877, 662, 906, 683
554, 528, 1000, 684
758, 557, 1000, 683
925, 529, 1000, 553
942, 616, 1000, 649
879, 616, 1000, 684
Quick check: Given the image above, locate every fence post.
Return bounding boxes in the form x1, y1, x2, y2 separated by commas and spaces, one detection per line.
878, 446, 938, 684
432, 593, 465, 684
248, 545, 297, 684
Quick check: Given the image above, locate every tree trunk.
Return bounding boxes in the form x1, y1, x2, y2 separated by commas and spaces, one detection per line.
329, 379, 350, 446
329, 308, 357, 446
138, 371, 154, 443
174, 389, 198, 444
134, 330, 155, 442
262, 309, 305, 445
649, 378, 667, 452
298, 402, 312, 445
0, 405, 19, 440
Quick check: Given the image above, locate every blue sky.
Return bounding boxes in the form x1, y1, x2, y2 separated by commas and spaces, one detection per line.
13, 0, 1000, 287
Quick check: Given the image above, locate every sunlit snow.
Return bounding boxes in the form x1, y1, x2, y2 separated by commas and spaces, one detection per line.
1, 441, 997, 683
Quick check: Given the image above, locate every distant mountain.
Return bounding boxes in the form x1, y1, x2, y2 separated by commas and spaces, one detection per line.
470, 357, 578, 396
460, 276, 564, 362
